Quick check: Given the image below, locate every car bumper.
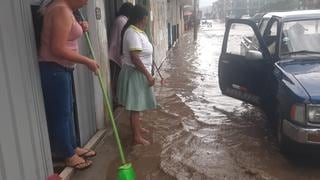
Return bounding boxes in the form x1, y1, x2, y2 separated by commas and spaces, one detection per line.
283, 119, 320, 144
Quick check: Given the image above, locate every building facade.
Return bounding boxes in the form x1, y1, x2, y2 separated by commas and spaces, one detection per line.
300, 0, 320, 9
150, 0, 169, 65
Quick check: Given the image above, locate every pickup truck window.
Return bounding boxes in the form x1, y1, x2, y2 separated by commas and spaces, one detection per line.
281, 19, 320, 56
269, 21, 278, 36
226, 23, 260, 57
259, 18, 269, 35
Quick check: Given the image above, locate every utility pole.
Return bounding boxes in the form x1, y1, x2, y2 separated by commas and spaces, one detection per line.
194, 0, 198, 41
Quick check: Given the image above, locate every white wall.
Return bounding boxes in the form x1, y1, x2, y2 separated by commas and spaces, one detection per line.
151, 0, 169, 65
85, 0, 110, 131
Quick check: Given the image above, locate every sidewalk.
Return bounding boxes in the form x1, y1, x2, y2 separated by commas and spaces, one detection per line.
70, 107, 174, 180
70, 108, 127, 180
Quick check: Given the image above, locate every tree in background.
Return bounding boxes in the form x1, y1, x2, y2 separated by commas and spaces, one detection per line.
261, 0, 300, 12
213, 0, 318, 21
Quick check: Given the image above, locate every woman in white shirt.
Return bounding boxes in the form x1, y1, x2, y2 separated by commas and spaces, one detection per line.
117, 5, 156, 145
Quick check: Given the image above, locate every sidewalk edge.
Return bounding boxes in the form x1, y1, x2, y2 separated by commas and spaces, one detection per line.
59, 129, 107, 180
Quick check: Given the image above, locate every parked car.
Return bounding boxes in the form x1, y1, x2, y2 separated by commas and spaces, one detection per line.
218, 10, 320, 152
201, 19, 213, 28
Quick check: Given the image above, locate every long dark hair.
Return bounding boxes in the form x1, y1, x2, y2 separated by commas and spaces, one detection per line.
120, 5, 149, 55
117, 2, 133, 17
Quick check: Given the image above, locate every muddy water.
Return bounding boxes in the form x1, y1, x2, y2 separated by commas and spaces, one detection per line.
152, 22, 272, 179
120, 22, 320, 180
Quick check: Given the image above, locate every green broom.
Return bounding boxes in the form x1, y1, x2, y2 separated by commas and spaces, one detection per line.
78, 10, 135, 180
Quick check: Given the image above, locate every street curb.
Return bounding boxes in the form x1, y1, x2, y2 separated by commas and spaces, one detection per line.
59, 129, 107, 180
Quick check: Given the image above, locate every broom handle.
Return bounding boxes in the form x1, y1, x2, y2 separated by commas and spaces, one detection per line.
79, 11, 126, 165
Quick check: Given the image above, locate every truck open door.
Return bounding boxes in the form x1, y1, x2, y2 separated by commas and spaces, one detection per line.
218, 19, 271, 105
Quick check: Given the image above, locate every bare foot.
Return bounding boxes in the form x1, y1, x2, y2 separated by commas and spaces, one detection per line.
65, 154, 92, 170
140, 127, 150, 134
75, 147, 96, 158
134, 137, 151, 146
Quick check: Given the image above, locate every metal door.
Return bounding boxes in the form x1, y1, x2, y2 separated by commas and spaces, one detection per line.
219, 19, 271, 105
0, 0, 53, 179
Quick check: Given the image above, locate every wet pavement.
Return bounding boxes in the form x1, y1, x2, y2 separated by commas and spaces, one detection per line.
72, 21, 320, 180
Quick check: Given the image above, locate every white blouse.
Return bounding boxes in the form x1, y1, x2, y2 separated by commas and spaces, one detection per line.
122, 25, 153, 73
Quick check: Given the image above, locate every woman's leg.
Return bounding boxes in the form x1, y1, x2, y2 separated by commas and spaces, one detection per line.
130, 111, 150, 145
60, 72, 93, 167
39, 65, 75, 158
39, 63, 91, 169
139, 116, 150, 134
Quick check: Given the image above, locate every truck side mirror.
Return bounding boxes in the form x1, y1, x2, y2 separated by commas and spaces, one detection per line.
246, 50, 263, 60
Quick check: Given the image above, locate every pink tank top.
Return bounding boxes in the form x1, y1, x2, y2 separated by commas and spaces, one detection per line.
39, 3, 83, 68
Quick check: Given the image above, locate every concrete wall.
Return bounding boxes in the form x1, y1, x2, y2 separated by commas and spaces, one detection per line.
179, 3, 185, 35
148, 0, 185, 66
167, 0, 184, 48
85, 0, 110, 131
150, 0, 168, 65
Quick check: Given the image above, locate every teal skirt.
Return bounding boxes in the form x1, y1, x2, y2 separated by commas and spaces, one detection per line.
117, 65, 157, 111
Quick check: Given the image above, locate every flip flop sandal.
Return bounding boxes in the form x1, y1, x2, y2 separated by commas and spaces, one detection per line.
79, 149, 97, 158
71, 160, 92, 170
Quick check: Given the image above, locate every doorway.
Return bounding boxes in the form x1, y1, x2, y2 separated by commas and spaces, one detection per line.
168, 23, 172, 49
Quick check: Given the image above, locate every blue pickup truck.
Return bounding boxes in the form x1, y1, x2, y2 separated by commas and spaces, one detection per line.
218, 10, 320, 152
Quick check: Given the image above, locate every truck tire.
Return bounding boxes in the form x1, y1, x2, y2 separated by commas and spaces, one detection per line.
277, 113, 290, 154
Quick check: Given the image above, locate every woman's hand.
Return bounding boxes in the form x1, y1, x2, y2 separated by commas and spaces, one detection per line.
79, 21, 89, 32
147, 75, 155, 87
86, 59, 100, 74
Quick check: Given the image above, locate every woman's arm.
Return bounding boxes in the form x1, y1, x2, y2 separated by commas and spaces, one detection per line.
130, 51, 155, 86
50, 7, 99, 73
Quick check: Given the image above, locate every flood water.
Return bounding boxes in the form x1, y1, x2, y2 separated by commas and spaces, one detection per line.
110, 21, 320, 180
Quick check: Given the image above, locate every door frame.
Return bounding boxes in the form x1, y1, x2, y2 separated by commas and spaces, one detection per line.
262, 17, 282, 61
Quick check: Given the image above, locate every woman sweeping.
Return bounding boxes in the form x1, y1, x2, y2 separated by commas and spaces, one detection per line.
118, 5, 157, 145
38, 0, 99, 169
